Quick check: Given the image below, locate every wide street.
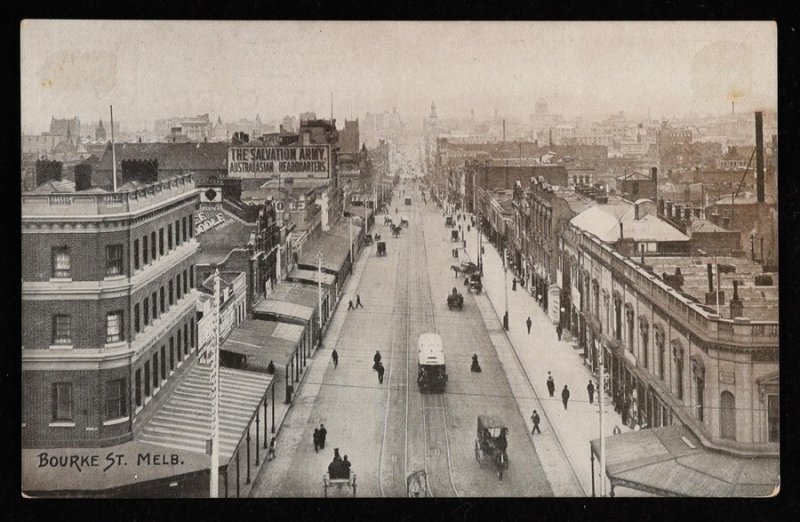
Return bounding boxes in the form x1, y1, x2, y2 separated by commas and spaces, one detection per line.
251, 182, 553, 497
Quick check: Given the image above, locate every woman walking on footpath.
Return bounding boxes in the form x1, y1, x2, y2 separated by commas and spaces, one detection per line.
332, 349, 339, 369
546, 372, 555, 397
561, 385, 571, 410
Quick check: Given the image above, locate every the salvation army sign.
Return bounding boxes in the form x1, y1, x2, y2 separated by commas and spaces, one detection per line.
228, 145, 330, 179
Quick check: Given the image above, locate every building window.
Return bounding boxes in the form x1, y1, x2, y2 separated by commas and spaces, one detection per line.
105, 244, 123, 276
135, 369, 142, 407
52, 314, 72, 345
174, 336, 180, 362
152, 353, 159, 389
151, 292, 158, 321
190, 317, 195, 350
144, 361, 151, 397
51, 383, 73, 421
175, 219, 181, 245
177, 273, 182, 299
105, 379, 127, 419
640, 321, 649, 369
52, 246, 71, 278
170, 343, 175, 371
159, 228, 165, 256
177, 330, 183, 357
106, 311, 123, 343
184, 323, 189, 355
143, 297, 150, 326
133, 239, 140, 270
768, 394, 779, 443
656, 329, 665, 380
189, 213, 194, 238
160, 287, 165, 314
182, 217, 188, 243
674, 346, 684, 400
161, 345, 167, 380
169, 280, 174, 305
189, 265, 194, 288
150, 231, 157, 261
134, 303, 140, 334
143, 235, 149, 264
167, 224, 173, 250
183, 269, 189, 295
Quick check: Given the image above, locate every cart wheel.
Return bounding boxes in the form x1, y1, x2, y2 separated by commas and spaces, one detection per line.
498, 467, 503, 481
474, 440, 480, 462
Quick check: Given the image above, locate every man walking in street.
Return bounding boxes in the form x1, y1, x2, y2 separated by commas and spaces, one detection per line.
318, 424, 327, 449
530, 410, 541, 434
313, 428, 321, 452
376, 361, 385, 383
587, 380, 595, 405
332, 349, 339, 369
561, 385, 571, 410
546, 372, 555, 397
526, 316, 532, 334
356, 295, 364, 308
348, 300, 355, 310
556, 324, 563, 341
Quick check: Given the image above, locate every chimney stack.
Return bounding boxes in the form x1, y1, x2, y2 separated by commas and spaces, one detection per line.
705, 263, 726, 306
619, 222, 624, 239
755, 112, 765, 203
657, 197, 665, 216
730, 280, 744, 318
74, 164, 93, 191
666, 200, 673, 218
707, 263, 714, 293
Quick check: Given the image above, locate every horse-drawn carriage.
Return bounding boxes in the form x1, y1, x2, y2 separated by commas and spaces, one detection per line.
323, 471, 357, 497
445, 215, 455, 228
474, 415, 509, 481
452, 261, 479, 278
392, 225, 402, 237
406, 470, 428, 497
376, 241, 387, 256
363, 234, 373, 246
447, 290, 464, 310
400, 217, 409, 228
468, 273, 483, 294
384, 216, 393, 227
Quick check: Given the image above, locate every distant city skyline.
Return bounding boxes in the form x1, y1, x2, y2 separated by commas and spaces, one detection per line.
21, 21, 776, 135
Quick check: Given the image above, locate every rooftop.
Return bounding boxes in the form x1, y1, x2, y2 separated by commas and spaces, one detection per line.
195, 210, 256, 265
571, 200, 689, 243
95, 142, 229, 173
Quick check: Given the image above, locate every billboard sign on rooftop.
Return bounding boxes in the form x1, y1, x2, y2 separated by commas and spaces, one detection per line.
227, 145, 330, 179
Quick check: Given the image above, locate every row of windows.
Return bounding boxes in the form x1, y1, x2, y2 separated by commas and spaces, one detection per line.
51, 310, 124, 345
132, 214, 194, 272
134, 318, 196, 408
133, 266, 195, 336
51, 244, 124, 279
52, 379, 127, 422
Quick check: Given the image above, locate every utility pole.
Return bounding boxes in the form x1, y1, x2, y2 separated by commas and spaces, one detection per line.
598, 341, 607, 497
316, 253, 324, 330
110, 105, 117, 192
209, 269, 221, 498
503, 248, 509, 330
349, 216, 354, 263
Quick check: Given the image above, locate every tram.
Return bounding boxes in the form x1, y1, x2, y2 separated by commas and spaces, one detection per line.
417, 332, 447, 392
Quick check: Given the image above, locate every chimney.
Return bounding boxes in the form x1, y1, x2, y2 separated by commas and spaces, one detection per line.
74, 164, 93, 191
730, 280, 744, 318
657, 197, 665, 216
619, 222, 624, 238
710, 212, 720, 225
755, 112, 765, 203
683, 206, 691, 221
707, 263, 714, 293
651, 166, 657, 182
666, 200, 673, 218
222, 178, 243, 202
704, 263, 726, 306
721, 216, 730, 228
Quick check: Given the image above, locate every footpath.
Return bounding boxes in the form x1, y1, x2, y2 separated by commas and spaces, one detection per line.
459, 214, 636, 497
247, 227, 374, 497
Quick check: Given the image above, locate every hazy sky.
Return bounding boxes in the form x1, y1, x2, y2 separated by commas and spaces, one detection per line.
20, 20, 776, 133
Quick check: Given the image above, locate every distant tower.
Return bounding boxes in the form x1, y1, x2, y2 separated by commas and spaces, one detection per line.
430, 101, 437, 119
95, 119, 106, 142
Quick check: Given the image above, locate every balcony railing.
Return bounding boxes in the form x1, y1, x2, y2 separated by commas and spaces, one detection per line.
22, 173, 197, 217
564, 222, 778, 347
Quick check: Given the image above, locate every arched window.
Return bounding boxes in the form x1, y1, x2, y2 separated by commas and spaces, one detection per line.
720, 391, 736, 440
625, 305, 635, 351
692, 356, 705, 422
592, 280, 600, 319
672, 342, 685, 400
639, 318, 649, 368
613, 294, 622, 341
655, 326, 665, 380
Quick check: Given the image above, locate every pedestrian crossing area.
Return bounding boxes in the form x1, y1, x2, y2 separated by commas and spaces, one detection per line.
138, 362, 272, 461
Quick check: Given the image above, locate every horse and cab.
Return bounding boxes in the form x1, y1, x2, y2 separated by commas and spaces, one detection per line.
376, 241, 387, 257
384, 216, 393, 227
323, 458, 357, 497
450, 229, 460, 242
445, 215, 455, 228
363, 233, 373, 246
474, 415, 509, 481
447, 288, 464, 310
392, 225, 402, 237
468, 273, 483, 294
399, 217, 409, 228
451, 261, 479, 278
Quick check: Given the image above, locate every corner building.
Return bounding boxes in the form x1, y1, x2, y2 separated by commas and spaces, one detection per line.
22, 173, 200, 448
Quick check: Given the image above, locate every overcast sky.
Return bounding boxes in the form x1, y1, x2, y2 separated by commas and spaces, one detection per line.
20, 20, 776, 133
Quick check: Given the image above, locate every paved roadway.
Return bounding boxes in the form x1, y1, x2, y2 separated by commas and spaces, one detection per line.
251, 182, 552, 497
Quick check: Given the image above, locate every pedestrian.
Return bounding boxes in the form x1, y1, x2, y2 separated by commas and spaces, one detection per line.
587, 380, 595, 405
332, 349, 339, 369
356, 294, 364, 308
267, 360, 275, 374
562, 385, 570, 410
313, 428, 320, 452
546, 372, 555, 397
512, 278, 517, 291
556, 324, 563, 341
530, 410, 541, 434
622, 399, 630, 426
319, 424, 327, 449
267, 437, 276, 460
526, 316, 532, 334
348, 300, 355, 310
612, 425, 622, 435
373, 350, 382, 370
376, 361, 385, 383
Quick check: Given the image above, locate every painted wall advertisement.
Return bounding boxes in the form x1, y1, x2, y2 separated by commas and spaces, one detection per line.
548, 284, 561, 324
227, 145, 330, 178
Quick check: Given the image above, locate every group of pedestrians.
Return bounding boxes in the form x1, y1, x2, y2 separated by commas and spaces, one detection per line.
347, 295, 364, 310
530, 372, 599, 433
313, 424, 328, 452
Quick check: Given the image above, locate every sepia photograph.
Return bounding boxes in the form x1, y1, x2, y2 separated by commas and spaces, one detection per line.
20, 20, 779, 498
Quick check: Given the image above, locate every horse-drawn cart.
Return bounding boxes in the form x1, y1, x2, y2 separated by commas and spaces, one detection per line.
447, 291, 464, 310
474, 415, 509, 481
322, 472, 357, 497
407, 470, 428, 497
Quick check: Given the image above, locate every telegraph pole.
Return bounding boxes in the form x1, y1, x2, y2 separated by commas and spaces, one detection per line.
110, 105, 117, 192
598, 341, 607, 497
316, 253, 324, 330
503, 248, 509, 330
209, 269, 221, 498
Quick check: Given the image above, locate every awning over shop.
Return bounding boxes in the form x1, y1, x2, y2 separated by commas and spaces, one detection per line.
221, 319, 304, 370
287, 268, 336, 287
297, 228, 352, 274
590, 425, 779, 497
138, 363, 271, 462
253, 282, 319, 323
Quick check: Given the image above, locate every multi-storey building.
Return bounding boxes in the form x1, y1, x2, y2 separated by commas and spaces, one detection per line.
22, 171, 201, 449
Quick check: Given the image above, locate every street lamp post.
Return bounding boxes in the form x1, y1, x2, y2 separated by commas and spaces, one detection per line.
597, 340, 607, 497
503, 248, 509, 331
349, 217, 354, 264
